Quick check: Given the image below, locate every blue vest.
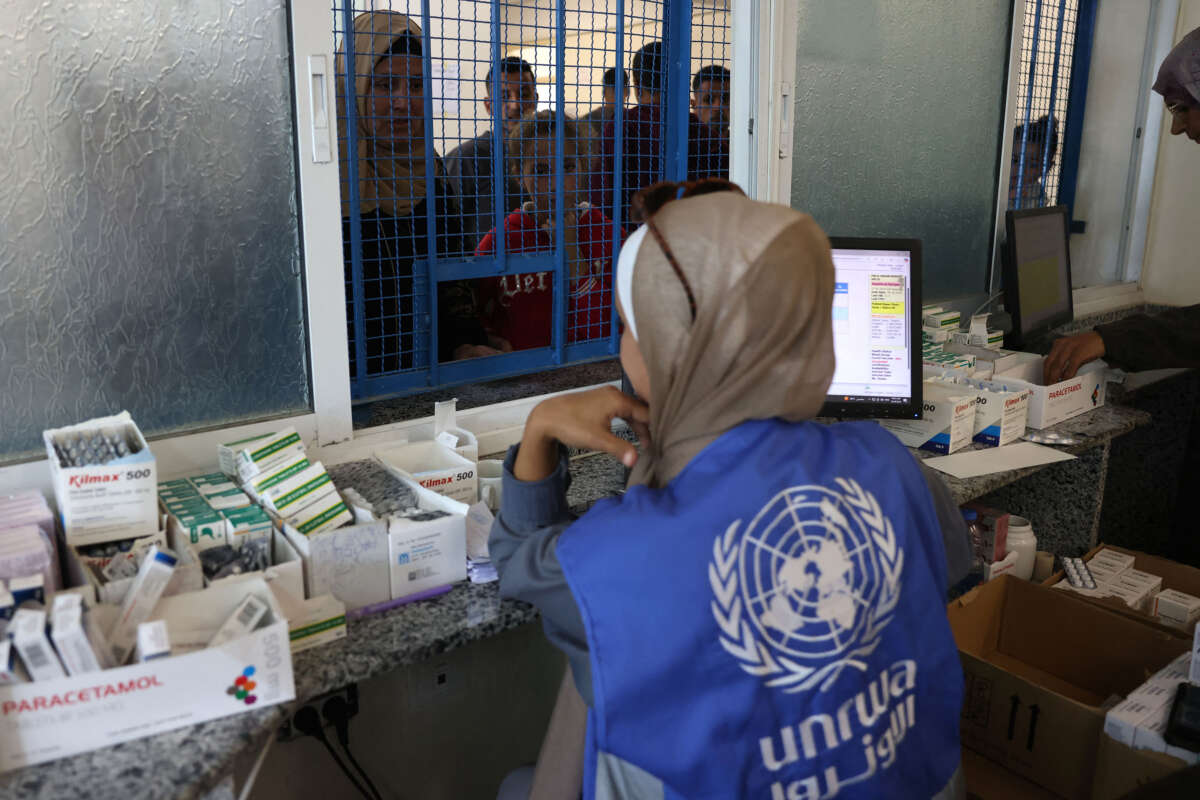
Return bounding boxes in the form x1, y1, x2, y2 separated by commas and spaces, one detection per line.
557, 419, 963, 800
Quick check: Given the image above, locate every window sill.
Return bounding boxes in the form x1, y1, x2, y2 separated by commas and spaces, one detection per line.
1072, 283, 1144, 319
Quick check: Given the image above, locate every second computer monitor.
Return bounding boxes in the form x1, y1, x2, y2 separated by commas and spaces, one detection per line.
1003, 205, 1074, 348
821, 238, 922, 420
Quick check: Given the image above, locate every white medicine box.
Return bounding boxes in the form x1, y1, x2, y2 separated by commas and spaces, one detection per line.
44, 411, 157, 546
880, 381, 975, 454
0, 578, 293, 773
387, 479, 468, 601
374, 440, 478, 505
991, 355, 1108, 428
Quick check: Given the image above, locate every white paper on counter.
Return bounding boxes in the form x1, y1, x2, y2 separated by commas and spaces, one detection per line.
922, 441, 1076, 479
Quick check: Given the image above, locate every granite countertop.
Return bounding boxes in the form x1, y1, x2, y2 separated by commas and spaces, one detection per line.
0, 405, 1149, 799
913, 403, 1151, 505
0, 453, 629, 800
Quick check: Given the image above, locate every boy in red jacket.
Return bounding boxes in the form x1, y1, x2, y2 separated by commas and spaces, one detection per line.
474, 111, 626, 351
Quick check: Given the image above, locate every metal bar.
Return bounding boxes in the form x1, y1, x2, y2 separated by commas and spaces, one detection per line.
340, 3, 368, 393
355, 340, 614, 400
609, 0, 626, 353
1058, 0, 1098, 221
420, 0, 439, 383
490, 0, 507, 274
665, 0, 694, 182
414, 254, 557, 282
1040, 0, 1068, 202
1015, 0, 1045, 210
552, 0, 567, 365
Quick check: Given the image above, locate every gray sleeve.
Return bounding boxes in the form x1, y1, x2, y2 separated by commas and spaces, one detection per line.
488, 444, 595, 706
919, 463, 971, 590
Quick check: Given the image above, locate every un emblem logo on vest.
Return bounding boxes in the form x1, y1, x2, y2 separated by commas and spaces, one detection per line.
710, 478, 904, 693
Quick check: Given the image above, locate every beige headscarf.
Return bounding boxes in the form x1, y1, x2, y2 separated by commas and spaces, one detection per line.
627, 193, 836, 489
335, 11, 429, 219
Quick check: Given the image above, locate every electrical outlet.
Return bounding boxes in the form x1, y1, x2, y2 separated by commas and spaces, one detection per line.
433, 662, 449, 691
277, 683, 360, 743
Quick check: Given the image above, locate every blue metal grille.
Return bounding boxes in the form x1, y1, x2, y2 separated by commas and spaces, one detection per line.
334, 1, 729, 401
1010, 0, 1094, 212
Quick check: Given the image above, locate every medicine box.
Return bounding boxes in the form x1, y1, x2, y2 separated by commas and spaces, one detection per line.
880, 381, 975, 454
44, 411, 158, 546
374, 440, 478, 505
387, 480, 468, 601
279, 509, 391, 612
1153, 589, 1200, 629
0, 579, 294, 772
955, 378, 1030, 447
991, 355, 1108, 428
923, 310, 961, 330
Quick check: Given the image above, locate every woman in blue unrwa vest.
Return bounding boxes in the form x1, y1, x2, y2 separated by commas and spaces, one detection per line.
491, 183, 971, 800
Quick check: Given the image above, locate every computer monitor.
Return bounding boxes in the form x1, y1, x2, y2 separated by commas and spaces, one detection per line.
821, 238, 922, 420
1003, 205, 1074, 348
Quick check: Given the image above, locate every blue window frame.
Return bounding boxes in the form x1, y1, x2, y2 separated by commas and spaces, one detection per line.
1009, 0, 1098, 216
334, 1, 730, 402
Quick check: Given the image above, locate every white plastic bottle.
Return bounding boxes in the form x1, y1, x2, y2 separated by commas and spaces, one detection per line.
1006, 516, 1038, 581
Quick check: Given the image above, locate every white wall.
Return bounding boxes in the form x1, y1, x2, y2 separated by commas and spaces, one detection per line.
1140, 0, 1200, 304
1068, 1, 1154, 288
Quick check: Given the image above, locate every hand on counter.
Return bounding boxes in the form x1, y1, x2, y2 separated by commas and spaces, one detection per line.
514, 386, 650, 481
1044, 331, 1105, 384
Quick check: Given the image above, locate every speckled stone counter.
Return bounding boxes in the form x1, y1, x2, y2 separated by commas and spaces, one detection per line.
0, 454, 628, 800
911, 404, 1149, 558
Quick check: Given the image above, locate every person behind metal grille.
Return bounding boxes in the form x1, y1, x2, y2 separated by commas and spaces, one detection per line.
445, 56, 539, 250
335, 11, 495, 376
468, 111, 627, 354
591, 41, 730, 225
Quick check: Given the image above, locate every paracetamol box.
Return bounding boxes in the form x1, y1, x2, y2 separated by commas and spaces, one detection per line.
374, 441, 478, 505
880, 381, 975, 454
43, 412, 157, 546
0, 578, 294, 772
992, 356, 1108, 428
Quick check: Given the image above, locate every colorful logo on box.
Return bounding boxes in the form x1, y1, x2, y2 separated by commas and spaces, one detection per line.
227, 666, 258, 705
1091, 385, 1099, 406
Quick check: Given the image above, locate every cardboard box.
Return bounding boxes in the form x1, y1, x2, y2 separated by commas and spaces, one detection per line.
43, 412, 157, 546
279, 514, 391, 612
0, 578, 293, 772
944, 342, 1028, 376
950, 576, 1191, 799
265, 582, 347, 654
991, 356, 1108, 428
880, 381, 976, 454
1092, 733, 1195, 800
64, 520, 205, 606
209, 527, 305, 606
387, 482, 468, 601
374, 440, 478, 504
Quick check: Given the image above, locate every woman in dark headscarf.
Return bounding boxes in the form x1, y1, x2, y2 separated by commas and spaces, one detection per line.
336, 11, 496, 382
1044, 26, 1200, 384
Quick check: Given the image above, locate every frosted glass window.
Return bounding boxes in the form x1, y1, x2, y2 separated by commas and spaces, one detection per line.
790, 1, 1012, 300
0, 1, 310, 461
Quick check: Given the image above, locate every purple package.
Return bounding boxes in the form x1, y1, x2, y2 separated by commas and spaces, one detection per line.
0, 525, 56, 593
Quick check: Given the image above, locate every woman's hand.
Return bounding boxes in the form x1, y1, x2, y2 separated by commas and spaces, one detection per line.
514, 387, 650, 481
1043, 332, 1105, 384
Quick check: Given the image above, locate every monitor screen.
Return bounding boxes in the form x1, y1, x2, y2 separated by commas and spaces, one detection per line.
1004, 206, 1073, 345
822, 238, 921, 419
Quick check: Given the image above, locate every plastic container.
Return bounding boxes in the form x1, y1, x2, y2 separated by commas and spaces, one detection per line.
1006, 516, 1038, 581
